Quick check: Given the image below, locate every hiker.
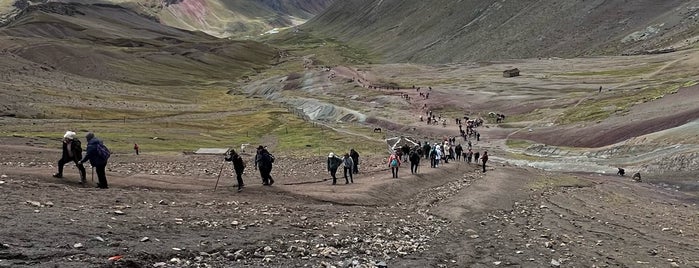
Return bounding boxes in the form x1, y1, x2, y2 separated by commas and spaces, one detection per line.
632, 172, 642, 182
617, 168, 625, 176
224, 149, 246, 192
432, 144, 442, 168
409, 149, 420, 174
467, 149, 473, 163
388, 151, 401, 178
342, 153, 354, 184
79, 132, 108, 189
133, 143, 139, 155
326, 152, 343, 184
350, 148, 360, 174
455, 144, 463, 161
53, 131, 87, 184
468, 140, 472, 150
481, 151, 489, 173
255, 145, 275, 186
599, 86, 603, 93
422, 142, 432, 160
476, 132, 481, 141
474, 151, 480, 164
401, 144, 411, 162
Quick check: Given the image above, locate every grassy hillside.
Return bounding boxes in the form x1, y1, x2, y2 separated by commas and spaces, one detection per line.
0, 2, 386, 155
304, 0, 699, 63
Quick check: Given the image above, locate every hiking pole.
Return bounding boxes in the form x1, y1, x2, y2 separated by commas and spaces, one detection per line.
214, 160, 226, 191
91, 166, 94, 183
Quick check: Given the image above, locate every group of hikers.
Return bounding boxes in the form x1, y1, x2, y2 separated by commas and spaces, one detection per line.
53, 131, 110, 189
224, 145, 276, 192
325, 149, 360, 184
386, 140, 489, 178
52, 130, 280, 193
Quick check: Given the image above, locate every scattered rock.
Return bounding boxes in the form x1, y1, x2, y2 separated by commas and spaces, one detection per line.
94, 236, 105, 242
140, 237, 150, 242
172, 247, 182, 251
26, 200, 42, 207
44, 201, 54, 207
0, 181, 5, 185
551, 259, 561, 267
153, 262, 166, 267
493, 261, 502, 265
0, 174, 7, 178
73, 243, 83, 249
114, 210, 125, 215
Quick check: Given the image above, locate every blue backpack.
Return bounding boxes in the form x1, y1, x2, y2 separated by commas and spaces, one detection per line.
96, 142, 111, 160
390, 158, 398, 167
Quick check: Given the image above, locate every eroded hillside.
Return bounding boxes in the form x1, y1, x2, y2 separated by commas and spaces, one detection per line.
305, 0, 699, 63
2, 0, 335, 38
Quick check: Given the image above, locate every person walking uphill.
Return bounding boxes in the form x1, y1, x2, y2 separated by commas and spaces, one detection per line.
327, 152, 343, 185
349, 149, 360, 174
388, 151, 401, 178
79, 132, 109, 189
481, 151, 489, 173
224, 149, 246, 192
53, 131, 87, 184
255, 146, 275, 186
342, 153, 354, 184
409, 149, 420, 174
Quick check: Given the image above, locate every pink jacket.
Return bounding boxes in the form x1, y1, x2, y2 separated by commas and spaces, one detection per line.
388, 154, 401, 167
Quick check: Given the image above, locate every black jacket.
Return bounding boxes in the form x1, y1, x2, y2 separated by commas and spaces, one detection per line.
225, 153, 246, 172
255, 149, 274, 169
62, 139, 82, 161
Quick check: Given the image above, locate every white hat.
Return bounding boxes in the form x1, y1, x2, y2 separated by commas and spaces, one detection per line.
63, 131, 76, 139
328, 152, 335, 157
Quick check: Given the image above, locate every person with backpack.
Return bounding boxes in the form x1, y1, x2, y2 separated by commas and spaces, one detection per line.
224, 149, 246, 192
342, 153, 354, 184
388, 151, 401, 178
327, 152, 343, 185
254, 145, 275, 186
481, 151, 489, 173
53, 131, 87, 185
349, 148, 360, 174
473, 151, 480, 164
409, 149, 420, 174
79, 132, 109, 189
422, 142, 431, 160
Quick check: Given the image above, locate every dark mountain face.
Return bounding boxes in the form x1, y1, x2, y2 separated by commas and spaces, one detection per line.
0, 2, 276, 84
305, 0, 699, 63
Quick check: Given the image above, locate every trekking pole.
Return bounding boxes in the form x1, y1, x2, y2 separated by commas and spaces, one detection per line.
214, 160, 226, 191
91, 166, 94, 183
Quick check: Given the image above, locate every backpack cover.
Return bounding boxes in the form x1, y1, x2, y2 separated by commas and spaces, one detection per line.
96, 142, 111, 160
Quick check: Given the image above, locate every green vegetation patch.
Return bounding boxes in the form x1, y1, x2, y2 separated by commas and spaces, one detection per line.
557, 81, 693, 124
558, 63, 661, 77
506, 139, 534, 149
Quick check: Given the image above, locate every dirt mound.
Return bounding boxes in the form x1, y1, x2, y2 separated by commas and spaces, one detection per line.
306, 0, 699, 63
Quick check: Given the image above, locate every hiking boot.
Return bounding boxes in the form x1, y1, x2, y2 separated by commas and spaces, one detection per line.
269, 179, 274, 186
52, 173, 63, 178
237, 188, 243, 192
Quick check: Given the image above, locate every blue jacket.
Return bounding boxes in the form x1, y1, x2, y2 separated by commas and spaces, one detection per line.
81, 138, 107, 167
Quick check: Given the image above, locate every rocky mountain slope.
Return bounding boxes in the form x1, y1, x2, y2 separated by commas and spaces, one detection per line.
0, 2, 276, 117
2, 0, 335, 38
305, 0, 699, 63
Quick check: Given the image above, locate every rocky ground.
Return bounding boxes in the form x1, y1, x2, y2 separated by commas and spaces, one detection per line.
1, 139, 699, 268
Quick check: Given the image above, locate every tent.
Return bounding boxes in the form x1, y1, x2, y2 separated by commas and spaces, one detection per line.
385, 136, 420, 153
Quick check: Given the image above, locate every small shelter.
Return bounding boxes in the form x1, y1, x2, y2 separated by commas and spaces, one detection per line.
385, 136, 419, 153
503, 68, 520, 78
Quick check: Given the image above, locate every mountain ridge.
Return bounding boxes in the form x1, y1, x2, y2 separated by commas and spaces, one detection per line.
305, 0, 699, 63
